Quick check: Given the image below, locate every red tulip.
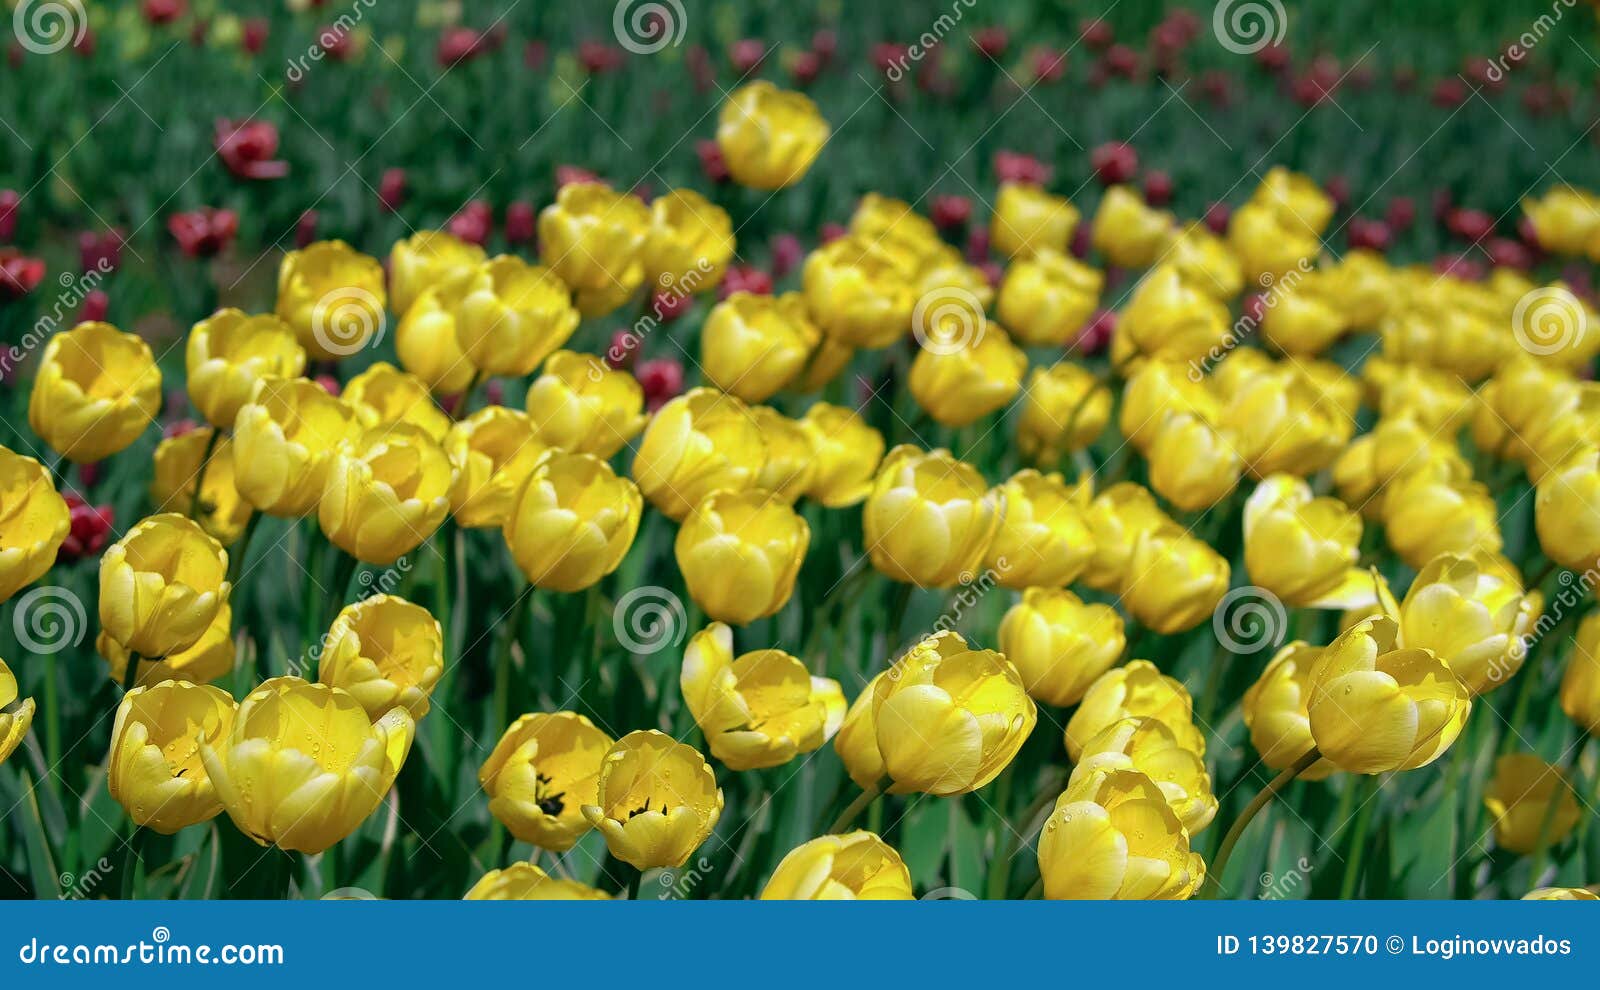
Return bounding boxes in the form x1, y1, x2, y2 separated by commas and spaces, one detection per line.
72, 28, 96, 57
317, 24, 357, 62
811, 30, 838, 65
1143, 171, 1173, 207
1203, 202, 1232, 234
242, 18, 269, 55
77, 289, 110, 324
686, 45, 714, 92
1385, 197, 1416, 232
1103, 45, 1138, 79
1347, 218, 1392, 251
1079, 18, 1114, 50
1487, 237, 1532, 270
1090, 141, 1138, 185
524, 41, 548, 70
1255, 43, 1290, 72
729, 39, 765, 75
652, 289, 693, 322
994, 150, 1051, 185
819, 223, 848, 245
77, 229, 124, 273
214, 118, 288, 181
696, 140, 729, 184
789, 51, 822, 87
168, 208, 238, 258
1324, 175, 1350, 210
1032, 48, 1066, 83
1433, 254, 1486, 280
606, 330, 639, 370
58, 494, 114, 563
142, 0, 186, 25
448, 200, 493, 246
637, 358, 685, 412
1392, 66, 1419, 91
0, 189, 20, 241
770, 233, 804, 278
1199, 70, 1232, 107
295, 210, 319, 248
931, 195, 973, 230
505, 201, 536, 244
1431, 78, 1468, 108
437, 28, 486, 67
556, 165, 602, 189
964, 225, 991, 264
1077, 310, 1115, 355
719, 265, 773, 299
378, 168, 407, 212
0, 250, 45, 299
972, 27, 1009, 60
579, 41, 623, 74
872, 43, 908, 78
1446, 207, 1494, 243
315, 374, 342, 397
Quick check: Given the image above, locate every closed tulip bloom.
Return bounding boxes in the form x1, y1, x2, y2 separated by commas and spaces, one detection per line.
1081, 482, 1170, 592
1535, 445, 1600, 573
1523, 887, 1600, 901
444, 406, 546, 528
834, 672, 888, 789
1307, 616, 1471, 774
800, 403, 884, 508
984, 470, 1093, 589
1334, 416, 1459, 520
1122, 524, 1229, 635
1223, 367, 1351, 478
788, 336, 855, 394
525, 350, 648, 458
802, 236, 916, 349
1522, 187, 1600, 256
318, 595, 443, 720
28, 321, 161, 463
1073, 716, 1217, 835
573, 275, 645, 320
1037, 768, 1205, 900
1260, 277, 1348, 357
681, 623, 845, 770
150, 429, 254, 545
233, 376, 362, 517
1148, 414, 1242, 512
1386, 459, 1502, 569
99, 603, 234, 688
0, 447, 69, 603
999, 589, 1125, 707
100, 513, 230, 659
503, 450, 642, 592
1091, 186, 1173, 268
343, 361, 452, 442
1242, 642, 1338, 780
1242, 474, 1370, 608
275, 241, 387, 360
1018, 363, 1113, 466
1066, 660, 1203, 760
1477, 358, 1600, 482
1164, 222, 1244, 300
108, 680, 236, 834
581, 730, 724, 870
643, 188, 735, 289
1483, 754, 1580, 855
319, 422, 453, 565
464, 863, 610, 900
715, 81, 830, 190
201, 677, 414, 853
388, 229, 487, 317
1323, 249, 1394, 328
676, 490, 808, 625
850, 195, 944, 268
870, 631, 1036, 795
996, 249, 1103, 346
750, 406, 816, 504
1118, 267, 1229, 365
454, 256, 581, 377
632, 388, 766, 521
479, 711, 612, 852
0, 658, 36, 767
186, 309, 306, 428
537, 182, 651, 295
701, 292, 820, 402
1560, 612, 1600, 734
394, 282, 475, 395
1398, 550, 1541, 695
1119, 358, 1220, 454
908, 320, 1026, 427
991, 182, 1079, 259
760, 831, 913, 900
1370, 361, 1476, 432
863, 446, 1001, 588
1228, 200, 1319, 283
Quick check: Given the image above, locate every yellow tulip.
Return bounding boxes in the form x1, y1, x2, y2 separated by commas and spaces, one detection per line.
1381, 297, 1505, 384
680, 623, 845, 770
28, 321, 161, 463
1386, 459, 1503, 570
863, 445, 1001, 588
100, 513, 230, 659
1561, 611, 1600, 734
983, 469, 1093, 589
789, 336, 855, 393
1147, 414, 1242, 512
1037, 768, 1205, 900
632, 388, 766, 521
573, 276, 643, 320
1073, 716, 1217, 834
1122, 524, 1230, 635
1260, 275, 1348, 357
454, 256, 581, 377
676, 490, 809, 625
701, 292, 819, 402
185, 309, 306, 428
99, 603, 235, 688
464, 863, 610, 900
759, 831, 913, 900
387, 229, 486, 317
108, 680, 236, 834
1081, 482, 1170, 592
232, 377, 362, 517
275, 241, 388, 360
1535, 445, 1600, 573
1091, 186, 1173, 269
1522, 186, 1600, 256
851, 194, 943, 267
1017, 362, 1113, 466
537, 182, 651, 295
1223, 364, 1351, 478
750, 406, 816, 504
318, 422, 454, 565
524, 350, 647, 458
394, 281, 476, 395
1323, 249, 1393, 328
503, 450, 642, 592
150, 429, 254, 545
868, 631, 1036, 795
1484, 753, 1580, 855
998, 589, 1125, 707
1065, 660, 1203, 760
444, 406, 546, 528
1242, 642, 1338, 780
1117, 266, 1229, 365
0, 446, 68, 603
834, 672, 888, 790
1306, 616, 1471, 774
800, 402, 884, 508
1477, 357, 1600, 482
996, 249, 1103, 346
318, 594, 443, 720
1334, 415, 1461, 520
1370, 361, 1476, 431
1242, 474, 1370, 608
715, 81, 829, 190
643, 188, 735, 289
908, 320, 1026, 427
1164, 222, 1244, 300
1253, 167, 1335, 236
801, 235, 917, 349
0, 657, 36, 767
200, 676, 414, 853
343, 361, 452, 442
1398, 550, 1541, 695
1228, 200, 1318, 284
581, 729, 724, 870
1523, 887, 1599, 901
479, 711, 612, 853
1119, 357, 1219, 453
991, 182, 1079, 259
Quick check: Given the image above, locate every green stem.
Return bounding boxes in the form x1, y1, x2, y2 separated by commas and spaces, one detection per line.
1339, 776, 1380, 899
986, 769, 1069, 899
1201, 747, 1322, 899
43, 652, 60, 793
121, 652, 142, 694
828, 779, 884, 834
225, 510, 262, 588
121, 825, 144, 900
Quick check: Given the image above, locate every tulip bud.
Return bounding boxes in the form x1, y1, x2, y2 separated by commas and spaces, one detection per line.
343, 361, 452, 442
1560, 611, 1600, 734
983, 470, 1093, 589
643, 188, 735, 290
581, 730, 724, 870
1164, 222, 1244, 300
503, 450, 642, 592
0, 658, 36, 767
1241, 642, 1339, 780
1483, 753, 1580, 855
834, 672, 888, 789
1241, 474, 1370, 607
388, 230, 486, 317
1090, 186, 1173, 268
991, 182, 1079, 259
1260, 275, 1349, 357
0, 446, 69, 604
479, 711, 612, 853
1385, 458, 1502, 569
185, 309, 306, 428
454, 256, 581, 378
1017, 363, 1112, 467
1122, 524, 1230, 635
318, 422, 454, 565
464, 863, 610, 900
998, 589, 1124, 707
1535, 445, 1600, 573
1398, 550, 1541, 695
150, 429, 254, 545
100, 514, 231, 659
1117, 266, 1230, 365
676, 490, 809, 625
1521, 187, 1600, 256
522, 350, 646, 458
863, 446, 1001, 589
632, 388, 766, 521
394, 281, 476, 396
29, 321, 162, 463
996, 248, 1103, 346
1223, 365, 1351, 478
908, 318, 1026, 427
749, 406, 816, 504
801, 236, 917, 349
1074, 716, 1217, 834
109, 680, 236, 834
701, 292, 820, 402
1147, 414, 1242, 512
233, 377, 362, 517
443, 407, 546, 529
275, 241, 387, 361
1037, 768, 1205, 899
99, 603, 234, 688
538, 182, 650, 298
798, 403, 884, 508
1081, 482, 1170, 592
715, 81, 830, 190
318, 595, 443, 720
1065, 660, 1203, 760
759, 831, 913, 900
